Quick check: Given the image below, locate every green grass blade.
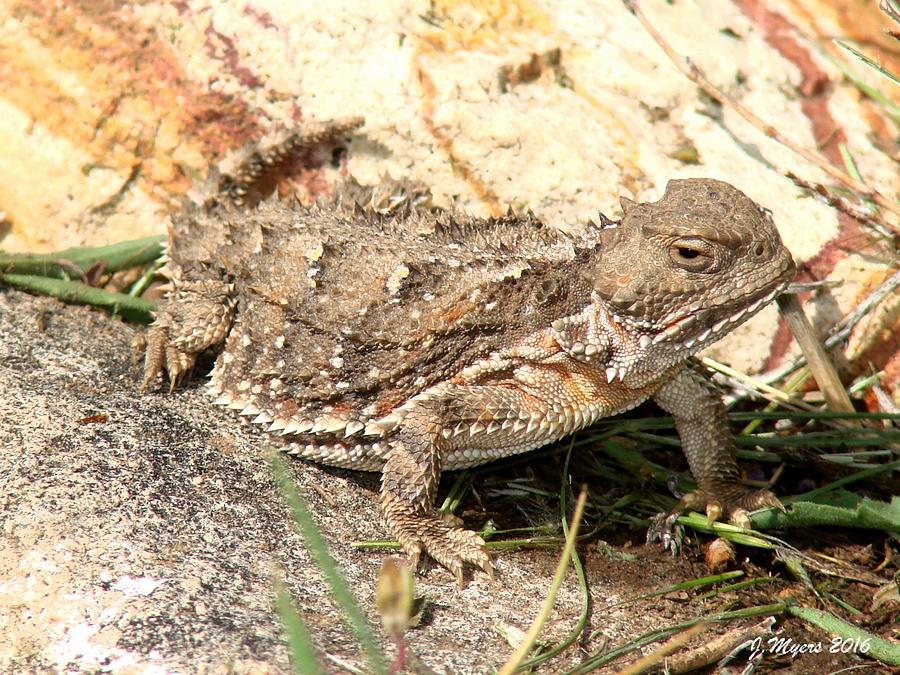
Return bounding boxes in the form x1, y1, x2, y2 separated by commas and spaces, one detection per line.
677, 513, 775, 548
834, 40, 900, 86
0, 273, 156, 323
751, 494, 900, 533
787, 605, 900, 666
785, 459, 900, 503
497, 485, 589, 675
273, 574, 325, 674
695, 576, 777, 601
0, 235, 165, 278
573, 603, 788, 672
644, 570, 745, 595
515, 442, 591, 671
828, 41, 900, 123
270, 454, 388, 675
838, 142, 863, 182
728, 411, 899, 421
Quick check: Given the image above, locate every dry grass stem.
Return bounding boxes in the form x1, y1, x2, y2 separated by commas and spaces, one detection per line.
760, 270, 900, 389
776, 294, 855, 415
623, 0, 900, 229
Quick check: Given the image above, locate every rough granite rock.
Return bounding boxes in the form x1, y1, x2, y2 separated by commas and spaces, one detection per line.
134, 118, 795, 585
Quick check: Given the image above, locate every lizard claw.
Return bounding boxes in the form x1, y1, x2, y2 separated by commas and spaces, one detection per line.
133, 324, 197, 392
647, 510, 683, 554
414, 519, 493, 588
383, 496, 493, 587
648, 484, 784, 553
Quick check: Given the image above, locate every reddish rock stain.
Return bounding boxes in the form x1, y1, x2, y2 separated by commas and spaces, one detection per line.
733, 0, 884, 383
204, 22, 264, 89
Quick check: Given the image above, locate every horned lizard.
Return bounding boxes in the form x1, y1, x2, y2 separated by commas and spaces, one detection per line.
135, 118, 796, 584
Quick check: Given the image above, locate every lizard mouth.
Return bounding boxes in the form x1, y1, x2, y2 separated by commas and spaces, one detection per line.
651, 281, 788, 352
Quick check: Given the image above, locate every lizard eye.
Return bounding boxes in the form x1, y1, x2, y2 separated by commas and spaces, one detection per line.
669, 239, 715, 272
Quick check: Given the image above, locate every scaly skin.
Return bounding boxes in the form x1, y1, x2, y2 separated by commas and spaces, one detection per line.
135, 118, 796, 585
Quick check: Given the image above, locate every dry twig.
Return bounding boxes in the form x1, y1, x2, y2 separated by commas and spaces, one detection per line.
776, 294, 856, 415
760, 270, 900, 389
786, 172, 896, 242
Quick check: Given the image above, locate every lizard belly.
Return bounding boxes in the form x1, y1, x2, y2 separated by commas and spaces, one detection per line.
442, 359, 668, 470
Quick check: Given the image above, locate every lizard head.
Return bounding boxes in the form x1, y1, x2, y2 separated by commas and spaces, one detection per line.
593, 178, 795, 354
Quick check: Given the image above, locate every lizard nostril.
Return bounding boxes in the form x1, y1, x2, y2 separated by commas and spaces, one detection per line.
753, 243, 766, 257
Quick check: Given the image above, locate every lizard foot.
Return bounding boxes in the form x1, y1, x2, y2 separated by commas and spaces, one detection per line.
648, 484, 784, 553
133, 325, 197, 393
382, 494, 493, 587
133, 279, 235, 393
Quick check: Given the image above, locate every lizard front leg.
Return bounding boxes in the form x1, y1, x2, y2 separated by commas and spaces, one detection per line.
134, 277, 236, 391
649, 364, 783, 550
380, 397, 493, 587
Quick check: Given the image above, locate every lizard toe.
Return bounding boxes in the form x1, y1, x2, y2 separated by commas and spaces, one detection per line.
646, 510, 683, 554
135, 324, 198, 392
388, 509, 491, 586
164, 343, 196, 392
445, 525, 493, 579
648, 484, 782, 552
137, 325, 168, 391
735, 488, 785, 513
723, 487, 784, 528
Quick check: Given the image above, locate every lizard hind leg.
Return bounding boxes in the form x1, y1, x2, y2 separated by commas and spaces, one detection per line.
198, 117, 366, 209
137, 117, 364, 393
379, 402, 493, 587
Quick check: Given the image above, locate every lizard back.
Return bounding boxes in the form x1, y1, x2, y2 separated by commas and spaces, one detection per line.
171, 199, 606, 430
